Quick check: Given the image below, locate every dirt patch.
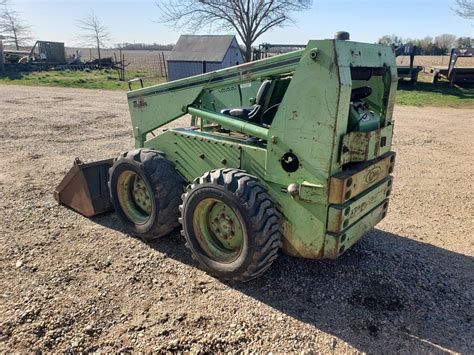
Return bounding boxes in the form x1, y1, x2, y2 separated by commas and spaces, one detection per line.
0, 85, 472, 353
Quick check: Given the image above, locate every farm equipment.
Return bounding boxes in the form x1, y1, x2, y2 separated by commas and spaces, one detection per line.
28, 41, 66, 64
431, 48, 474, 86
2, 40, 120, 71
253, 43, 307, 61
55, 33, 398, 282
4, 41, 66, 64
395, 45, 423, 84
3, 50, 30, 64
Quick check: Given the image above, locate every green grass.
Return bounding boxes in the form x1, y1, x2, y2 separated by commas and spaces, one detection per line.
396, 73, 474, 107
0, 69, 473, 107
0, 69, 166, 90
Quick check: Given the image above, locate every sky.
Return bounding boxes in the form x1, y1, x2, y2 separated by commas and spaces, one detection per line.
9, 0, 474, 47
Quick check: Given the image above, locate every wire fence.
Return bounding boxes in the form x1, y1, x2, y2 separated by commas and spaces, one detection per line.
65, 48, 171, 81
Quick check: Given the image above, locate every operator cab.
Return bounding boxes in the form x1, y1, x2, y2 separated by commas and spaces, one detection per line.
219, 76, 292, 127
220, 79, 272, 121
219, 75, 379, 135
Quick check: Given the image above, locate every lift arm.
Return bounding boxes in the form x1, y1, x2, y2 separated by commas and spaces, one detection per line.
127, 49, 304, 147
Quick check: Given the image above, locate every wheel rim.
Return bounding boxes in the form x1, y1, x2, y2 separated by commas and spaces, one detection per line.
192, 198, 244, 263
117, 170, 152, 224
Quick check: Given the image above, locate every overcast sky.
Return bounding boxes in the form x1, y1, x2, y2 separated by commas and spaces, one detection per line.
9, 0, 474, 47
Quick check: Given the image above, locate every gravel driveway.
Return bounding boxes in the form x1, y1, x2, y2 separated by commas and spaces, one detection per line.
0, 85, 472, 353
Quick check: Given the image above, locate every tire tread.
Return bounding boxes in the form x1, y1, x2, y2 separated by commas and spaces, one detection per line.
108, 149, 183, 241
180, 168, 282, 282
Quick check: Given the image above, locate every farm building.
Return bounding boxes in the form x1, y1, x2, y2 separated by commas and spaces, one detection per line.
167, 35, 244, 81
30, 41, 66, 64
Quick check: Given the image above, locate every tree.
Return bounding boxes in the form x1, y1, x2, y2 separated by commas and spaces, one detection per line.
76, 10, 110, 67
453, 0, 474, 19
418, 36, 434, 54
156, 0, 312, 62
434, 34, 457, 54
377, 35, 404, 47
456, 36, 472, 48
0, 0, 31, 50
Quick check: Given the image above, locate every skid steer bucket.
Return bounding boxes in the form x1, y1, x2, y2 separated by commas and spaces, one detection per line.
54, 158, 114, 217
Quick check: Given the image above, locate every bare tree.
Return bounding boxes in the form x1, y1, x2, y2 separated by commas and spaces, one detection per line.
76, 10, 110, 67
156, 0, 312, 62
434, 34, 457, 54
457, 36, 473, 48
418, 36, 434, 53
453, 0, 474, 19
378, 34, 404, 47
0, 0, 31, 50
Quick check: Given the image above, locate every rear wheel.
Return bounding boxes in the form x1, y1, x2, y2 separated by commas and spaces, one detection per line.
108, 149, 183, 240
180, 169, 282, 282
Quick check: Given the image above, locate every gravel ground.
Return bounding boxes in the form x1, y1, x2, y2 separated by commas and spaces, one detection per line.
0, 85, 472, 353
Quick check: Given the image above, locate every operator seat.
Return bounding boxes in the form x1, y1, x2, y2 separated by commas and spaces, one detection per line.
220, 80, 272, 123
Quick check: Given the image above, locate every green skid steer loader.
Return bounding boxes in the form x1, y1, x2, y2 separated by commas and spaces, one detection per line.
55, 33, 397, 282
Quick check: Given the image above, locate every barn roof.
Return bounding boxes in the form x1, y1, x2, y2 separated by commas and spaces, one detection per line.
168, 35, 237, 62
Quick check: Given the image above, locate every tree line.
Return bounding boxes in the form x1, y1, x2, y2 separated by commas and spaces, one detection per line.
378, 34, 472, 55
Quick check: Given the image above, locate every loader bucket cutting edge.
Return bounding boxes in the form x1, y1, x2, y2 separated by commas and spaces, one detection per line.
54, 158, 114, 217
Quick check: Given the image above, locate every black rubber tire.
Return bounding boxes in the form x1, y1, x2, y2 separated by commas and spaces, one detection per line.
108, 149, 183, 241
180, 168, 282, 282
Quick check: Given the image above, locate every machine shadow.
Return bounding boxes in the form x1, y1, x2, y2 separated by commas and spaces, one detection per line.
93, 214, 473, 353
233, 229, 472, 353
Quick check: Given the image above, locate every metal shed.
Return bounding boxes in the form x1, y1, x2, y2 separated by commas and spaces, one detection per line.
167, 35, 244, 81
31, 41, 66, 64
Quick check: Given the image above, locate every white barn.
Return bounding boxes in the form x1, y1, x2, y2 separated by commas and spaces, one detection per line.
167, 35, 244, 81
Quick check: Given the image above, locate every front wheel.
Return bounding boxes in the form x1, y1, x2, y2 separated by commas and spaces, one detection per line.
180, 169, 282, 282
108, 149, 183, 240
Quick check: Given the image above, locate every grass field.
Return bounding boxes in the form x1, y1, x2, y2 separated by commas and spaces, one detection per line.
0, 69, 166, 90
396, 73, 474, 107
395, 56, 474, 106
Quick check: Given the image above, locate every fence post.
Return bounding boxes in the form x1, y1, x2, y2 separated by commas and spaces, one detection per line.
160, 51, 168, 80
0, 38, 4, 74
158, 51, 163, 77
119, 48, 123, 81
122, 53, 126, 81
